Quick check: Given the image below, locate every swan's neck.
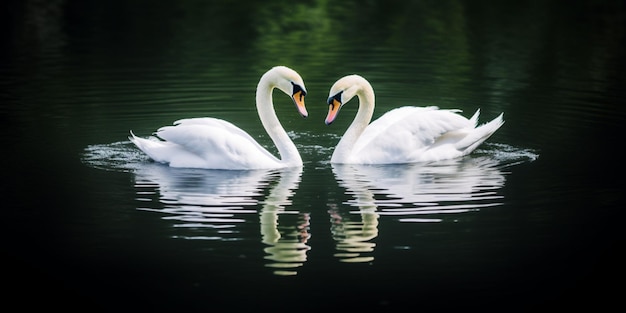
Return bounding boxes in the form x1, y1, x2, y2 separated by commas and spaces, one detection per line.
331, 86, 375, 163
256, 80, 302, 166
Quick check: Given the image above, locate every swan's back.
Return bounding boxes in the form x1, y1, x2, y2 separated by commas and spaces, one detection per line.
349, 107, 503, 164
130, 118, 283, 169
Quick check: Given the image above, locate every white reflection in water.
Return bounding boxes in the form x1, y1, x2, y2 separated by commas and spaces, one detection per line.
83, 141, 312, 275
133, 164, 270, 227
330, 154, 511, 263
83, 141, 537, 274
132, 163, 308, 276
258, 168, 310, 276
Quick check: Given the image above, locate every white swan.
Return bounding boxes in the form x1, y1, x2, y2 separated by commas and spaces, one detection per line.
325, 75, 504, 164
129, 66, 308, 170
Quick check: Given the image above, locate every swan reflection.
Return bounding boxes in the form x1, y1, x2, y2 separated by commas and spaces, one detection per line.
258, 167, 310, 276
132, 164, 308, 275
330, 156, 507, 263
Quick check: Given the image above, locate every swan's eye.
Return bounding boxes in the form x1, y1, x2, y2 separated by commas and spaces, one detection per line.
327, 91, 343, 107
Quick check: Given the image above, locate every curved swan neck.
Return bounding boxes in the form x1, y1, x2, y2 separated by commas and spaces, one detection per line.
256, 72, 302, 166
331, 80, 375, 163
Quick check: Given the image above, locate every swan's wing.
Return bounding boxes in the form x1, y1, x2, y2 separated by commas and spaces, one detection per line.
351, 106, 477, 163
171, 117, 259, 144
151, 121, 280, 169
164, 117, 274, 159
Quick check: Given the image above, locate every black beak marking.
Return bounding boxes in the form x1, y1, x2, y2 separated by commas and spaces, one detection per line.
291, 82, 306, 101
327, 91, 343, 107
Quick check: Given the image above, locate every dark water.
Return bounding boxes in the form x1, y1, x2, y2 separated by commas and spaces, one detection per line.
3, 0, 624, 311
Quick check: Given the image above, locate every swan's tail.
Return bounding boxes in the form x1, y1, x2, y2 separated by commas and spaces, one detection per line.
128, 130, 147, 150
456, 112, 505, 155
468, 109, 481, 127
128, 131, 168, 163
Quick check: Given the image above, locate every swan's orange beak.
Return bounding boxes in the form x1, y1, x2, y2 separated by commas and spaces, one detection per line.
292, 90, 308, 118
325, 98, 342, 125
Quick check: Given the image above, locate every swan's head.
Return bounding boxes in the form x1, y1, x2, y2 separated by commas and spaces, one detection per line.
325, 74, 370, 125
268, 66, 308, 118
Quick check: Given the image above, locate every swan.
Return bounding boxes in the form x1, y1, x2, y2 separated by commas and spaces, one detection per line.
325, 75, 504, 164
129, 66, 308, 170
